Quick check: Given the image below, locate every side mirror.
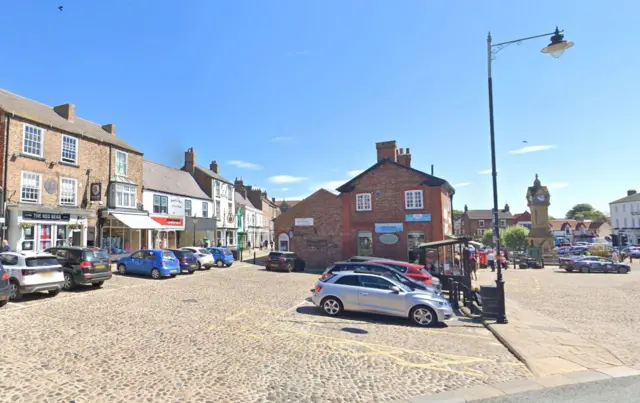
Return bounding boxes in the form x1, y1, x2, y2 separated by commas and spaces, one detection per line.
390, 285, 401, 293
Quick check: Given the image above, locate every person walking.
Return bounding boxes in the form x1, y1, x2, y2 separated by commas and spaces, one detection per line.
611, 249, 619, 262
487, 249, 496, 272
2, 240, 10, 252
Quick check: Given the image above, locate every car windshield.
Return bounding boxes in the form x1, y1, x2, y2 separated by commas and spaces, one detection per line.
25, 257, 59, 267
162, 252, 176, 260
180, 251, 194, 259
269, 253, 282, 258
85, 249, 109, 261
198, 248, 210, 254
222, 249, 233, 256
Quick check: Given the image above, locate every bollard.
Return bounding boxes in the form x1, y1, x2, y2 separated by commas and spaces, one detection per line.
253, 251, 256, 264
448, 278, 455, 303
452, 281, 459, 309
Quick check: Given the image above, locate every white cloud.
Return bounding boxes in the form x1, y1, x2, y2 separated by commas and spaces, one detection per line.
478, 169, 499, 175
508, 145, 557, 154
226, 160, 262, 170
347, 169, 364, 177
310, 180, 346, 194
546, 183, 569, 189
270, 136, 293, 143
268, 175, 307, 184
453, 182, 472, 188
280, 188, 289, 191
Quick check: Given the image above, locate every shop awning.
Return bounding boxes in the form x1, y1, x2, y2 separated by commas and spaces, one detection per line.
417, 237, 471, 249
111, 213, 162, 229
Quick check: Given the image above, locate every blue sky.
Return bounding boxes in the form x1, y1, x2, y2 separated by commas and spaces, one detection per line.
2, 1, 637, 218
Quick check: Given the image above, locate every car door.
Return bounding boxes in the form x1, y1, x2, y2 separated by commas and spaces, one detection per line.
144, 251, 158, 273
597, 258, 614, 272
331, 275, 363, 311
128, 251, 146, 274
357, 275, 406, 316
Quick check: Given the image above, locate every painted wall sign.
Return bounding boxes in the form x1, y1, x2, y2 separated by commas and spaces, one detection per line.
169, 197, 185, 217
405, 213, 432, 222
379, 233, 399, 245
151, 217, 185, 227
295, 217, 314, 226
374, 223, 404, 234
22, 211, 70, 221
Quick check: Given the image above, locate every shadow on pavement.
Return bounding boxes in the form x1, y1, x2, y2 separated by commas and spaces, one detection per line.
294, 305, 448, 329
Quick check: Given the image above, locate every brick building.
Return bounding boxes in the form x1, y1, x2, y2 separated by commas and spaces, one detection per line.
459, 204, 515, 239
0, 88, 153, 253
274, 140, 455, 267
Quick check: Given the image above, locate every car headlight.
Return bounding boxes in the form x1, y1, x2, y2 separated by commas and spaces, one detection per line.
437, 301, 449, 307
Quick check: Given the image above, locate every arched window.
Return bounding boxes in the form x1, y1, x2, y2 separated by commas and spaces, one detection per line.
278, 233, 290, 251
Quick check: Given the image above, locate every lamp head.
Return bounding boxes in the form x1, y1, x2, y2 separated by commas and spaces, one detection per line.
541, 27, 574, 58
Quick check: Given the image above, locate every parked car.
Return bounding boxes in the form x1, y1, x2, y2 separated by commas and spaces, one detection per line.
368, 260, 440, 289
116, 249, 181, 279
265, 251, 306, 272
560, 256, 599, 270
0, 252, 64, 300
345, 256, 380, 263
569, 257, 630, 274
0, 264, 9, 308
181, 247, 214, 270
44, 247, 112, 291
167, 249, 198, 274
208, 247, 235, 267
621, 247, 640, 259
321, 262, 440, 295
311, 271, 452, 327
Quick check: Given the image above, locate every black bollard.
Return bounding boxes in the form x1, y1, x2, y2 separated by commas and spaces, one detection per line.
253, 251, 256, 264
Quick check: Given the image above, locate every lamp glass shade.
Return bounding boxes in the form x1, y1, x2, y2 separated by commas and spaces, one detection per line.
541, 41, 574, 58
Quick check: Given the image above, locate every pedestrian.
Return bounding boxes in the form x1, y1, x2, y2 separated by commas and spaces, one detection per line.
270, 240, 274, 250
611, 249, 619, 262
470, 254, 478, 281
247, 240, 251, 249
2, 240, 10, 252
487, 249, 496, 272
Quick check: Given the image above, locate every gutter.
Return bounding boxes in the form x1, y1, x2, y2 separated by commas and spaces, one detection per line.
1, 113, 11, 243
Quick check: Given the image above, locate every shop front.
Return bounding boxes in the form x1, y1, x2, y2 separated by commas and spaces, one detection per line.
183, 217, 216, 247
8, 208, 91, 252
100, 211, 162, 255
148, 216, 185, 249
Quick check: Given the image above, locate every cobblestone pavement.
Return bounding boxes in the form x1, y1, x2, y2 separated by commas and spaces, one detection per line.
1, 263, 530, 403
476, 263, 640, 367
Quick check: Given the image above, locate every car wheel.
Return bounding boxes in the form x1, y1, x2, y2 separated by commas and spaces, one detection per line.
265, 266, 271, 271
63, 272, 75, 291
226, 264, 232, 267
117, 264, 127, 275
92, 281, 104, 288
287, 263, 294, 273
410, 305, 438, 327
565, 268, 573, 272
618, 266, 629, 274
321, 297, 343, 316
9, 280, 21, 301
48, 289, 61, 297
188, 269, 195, 275
579, 266, 587, 273
217, 260, 224, 268
151, 268, 161, 279
0, 299, 7, 308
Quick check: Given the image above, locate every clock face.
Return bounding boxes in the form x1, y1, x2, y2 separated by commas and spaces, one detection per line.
536, 194, 547, 203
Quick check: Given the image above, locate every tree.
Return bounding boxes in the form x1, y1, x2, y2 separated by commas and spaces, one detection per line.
565, 203, 607, 221
503, 226, 530, 251
481, 228, 504, 247
453, 209, 464, 219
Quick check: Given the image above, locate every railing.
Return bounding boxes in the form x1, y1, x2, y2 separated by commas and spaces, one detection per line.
447, 278, 477, 310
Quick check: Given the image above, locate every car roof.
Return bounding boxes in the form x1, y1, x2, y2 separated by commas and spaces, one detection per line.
271, 251, 294, 254
335, 262, 394, 269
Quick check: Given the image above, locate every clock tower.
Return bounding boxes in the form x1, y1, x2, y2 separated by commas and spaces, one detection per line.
526, 174, 554, 252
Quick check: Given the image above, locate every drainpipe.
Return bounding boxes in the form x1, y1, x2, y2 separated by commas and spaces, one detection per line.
2, 113, 11, 244
449, 193, 455, 237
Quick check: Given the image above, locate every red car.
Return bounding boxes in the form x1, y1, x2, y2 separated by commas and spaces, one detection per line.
369, 260, 433, 286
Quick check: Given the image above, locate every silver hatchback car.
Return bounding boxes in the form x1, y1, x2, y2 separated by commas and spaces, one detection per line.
311, 271, 453, 327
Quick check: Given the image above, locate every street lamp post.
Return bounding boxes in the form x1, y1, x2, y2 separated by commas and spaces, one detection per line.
486, 27, 573, 324
192, 215, 198, 246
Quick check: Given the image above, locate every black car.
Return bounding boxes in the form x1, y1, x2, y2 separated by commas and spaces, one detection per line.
0, 263, 9, 308
570, 257, 630, 274
321, 262, 440, 294
168, 249, 198, 274
265, 251, 306, 272
45, 247, 112, 291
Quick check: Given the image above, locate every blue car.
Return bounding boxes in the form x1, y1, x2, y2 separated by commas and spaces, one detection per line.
116, 249, 181, 279
209, 247, 234, 267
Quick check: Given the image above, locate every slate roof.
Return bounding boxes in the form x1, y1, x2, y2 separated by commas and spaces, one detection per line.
235, 192, 258, 210
194, 165, 233, 185
335, 158, 455, 195
275, 199, 302, 209
0, 88, 140, 153
143, 160, 210, 200
610, 193, 640, 204
465, 209, 514, 220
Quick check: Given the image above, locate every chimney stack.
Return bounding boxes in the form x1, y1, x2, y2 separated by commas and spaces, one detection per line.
54, 103, 75, 122
628, 190, 637, 196
375, 140, 398, 163
210, 160, 219, 174
184, 148, 196, 175
102, 123, 116, 135
464, 204, 468, 212
272, 197, 276, 203
397, 147, 412, 168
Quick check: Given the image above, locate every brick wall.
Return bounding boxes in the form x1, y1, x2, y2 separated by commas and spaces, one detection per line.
274, 189, 342, 269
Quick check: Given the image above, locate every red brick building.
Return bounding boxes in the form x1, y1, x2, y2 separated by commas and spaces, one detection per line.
273, 140, 455, 268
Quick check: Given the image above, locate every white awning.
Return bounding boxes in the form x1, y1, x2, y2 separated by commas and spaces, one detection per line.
111, 213, 162, 229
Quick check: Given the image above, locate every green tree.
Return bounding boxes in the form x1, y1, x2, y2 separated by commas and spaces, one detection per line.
481, 228, 504, 247
565, 203, 607, 221
503, 226, 530, 251
452, 209, 464, 219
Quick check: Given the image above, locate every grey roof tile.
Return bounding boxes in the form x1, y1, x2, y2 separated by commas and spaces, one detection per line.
0, 88, 140, 153
465, 209, 514, 220
143, 160, 210, 200
235, 192, 256, 209
611, 193, 640, 204
194, 165, 233, 185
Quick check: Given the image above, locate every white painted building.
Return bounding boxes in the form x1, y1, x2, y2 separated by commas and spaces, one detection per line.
143, 160, 214, 248
610, 190, 640, 245
235, 191, 264, 248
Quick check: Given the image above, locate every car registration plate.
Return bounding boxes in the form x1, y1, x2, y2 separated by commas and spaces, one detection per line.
190, 264, 196, 268
170, 269, 177, 273
94, 264, 106, 270
40, 271, 53, 277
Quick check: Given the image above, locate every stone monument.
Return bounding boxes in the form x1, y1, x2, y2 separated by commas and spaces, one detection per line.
526, 174, 555, 253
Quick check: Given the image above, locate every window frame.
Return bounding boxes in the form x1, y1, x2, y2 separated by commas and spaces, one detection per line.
184, 199, 192, 216
22, 123, 44, 158
20, 171, 42, 204
479, 220, 485, 228
115, 183, 137, 209
404, 189, 424, 210
153, 194, 169, 214
500, 219, 506, 228
60, 135, 78, 164
59, 177, 78, 206
115, 150, 128, 176
355, 193, 372, 212
202, 201, 209, 217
